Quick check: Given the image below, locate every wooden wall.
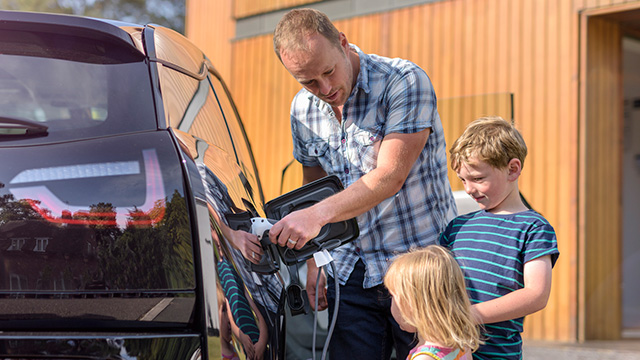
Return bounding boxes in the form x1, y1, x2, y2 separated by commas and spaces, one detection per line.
186, 0, 640, 342
184, 0, 234, 81
228, 0, 584, 222
229, 0, 578, 341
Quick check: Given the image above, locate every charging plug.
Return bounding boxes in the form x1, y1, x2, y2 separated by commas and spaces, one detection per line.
248, 217, 279, 274
251, 217, 274, 238
286, 283, 309, 316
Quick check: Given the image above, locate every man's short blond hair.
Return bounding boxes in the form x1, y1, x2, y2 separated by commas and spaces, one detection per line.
273, 8, 342, 62
449, 116, 528, 172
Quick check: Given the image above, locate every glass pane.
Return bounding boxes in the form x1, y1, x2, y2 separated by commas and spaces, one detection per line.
0, 29, 156, 144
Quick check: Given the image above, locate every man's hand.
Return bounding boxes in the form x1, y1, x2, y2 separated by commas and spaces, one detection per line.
269, 206, 324, 250
306, 260, 328, 311
269, 165, 327, 249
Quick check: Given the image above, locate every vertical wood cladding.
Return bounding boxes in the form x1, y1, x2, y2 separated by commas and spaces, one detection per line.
229, 0, 579, 342
188, 0, 640, 342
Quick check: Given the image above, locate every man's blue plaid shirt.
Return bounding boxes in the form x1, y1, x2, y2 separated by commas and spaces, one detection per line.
291, 44, 457, 288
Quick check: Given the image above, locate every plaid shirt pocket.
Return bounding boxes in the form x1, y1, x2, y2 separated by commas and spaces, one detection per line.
351, 128, 382, 172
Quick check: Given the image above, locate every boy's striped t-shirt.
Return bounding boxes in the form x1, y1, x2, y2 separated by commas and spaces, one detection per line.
439, 209, 559, 360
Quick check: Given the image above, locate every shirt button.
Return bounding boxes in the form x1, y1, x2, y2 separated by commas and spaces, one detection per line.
355, 247, 360, 252
341, 138, 346, 144
345, 168, 349, 174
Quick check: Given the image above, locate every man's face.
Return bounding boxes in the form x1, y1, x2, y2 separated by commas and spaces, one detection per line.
280, 32, 354, 107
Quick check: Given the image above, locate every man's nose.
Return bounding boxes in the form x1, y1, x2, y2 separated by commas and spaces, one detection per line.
318, 78, 331, 96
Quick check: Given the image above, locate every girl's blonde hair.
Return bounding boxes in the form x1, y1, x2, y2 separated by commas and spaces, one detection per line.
384, 245, 482, 352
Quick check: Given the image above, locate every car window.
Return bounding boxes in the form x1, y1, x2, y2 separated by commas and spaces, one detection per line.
185, 79, 238, 156
209, 74, 263, 205
153, 26, 204, 79
0, 133, 196, 293
0, 29, 156, 144
158, 67, 239, 157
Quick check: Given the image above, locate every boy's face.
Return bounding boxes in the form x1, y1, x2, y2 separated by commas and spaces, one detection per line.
456, 156, 520, 213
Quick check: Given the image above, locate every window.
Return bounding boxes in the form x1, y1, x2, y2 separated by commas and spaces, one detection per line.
8, 238, 26, 251
186, 78, 237, 155
159, 66, 238, 156
0, 29, 156, 145
33, 237, 49, 252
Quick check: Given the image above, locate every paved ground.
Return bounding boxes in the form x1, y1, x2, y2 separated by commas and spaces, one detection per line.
523, 340, 640, 359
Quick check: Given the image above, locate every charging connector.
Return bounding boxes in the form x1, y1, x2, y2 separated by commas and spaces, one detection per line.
286, 283, 308, 316
248, 217, 280, 274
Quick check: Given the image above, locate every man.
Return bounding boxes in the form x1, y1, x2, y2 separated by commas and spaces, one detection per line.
269, 8, 457, 360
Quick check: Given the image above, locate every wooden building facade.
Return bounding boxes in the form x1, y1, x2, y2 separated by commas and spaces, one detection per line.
185, 0, 640, 343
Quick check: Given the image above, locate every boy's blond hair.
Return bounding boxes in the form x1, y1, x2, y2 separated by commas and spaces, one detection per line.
273, 8, 342, 62
384, 245, 481, 352
449, 116, 527, 172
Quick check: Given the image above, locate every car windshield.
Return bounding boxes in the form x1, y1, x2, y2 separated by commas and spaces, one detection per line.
0, 29, 156, 143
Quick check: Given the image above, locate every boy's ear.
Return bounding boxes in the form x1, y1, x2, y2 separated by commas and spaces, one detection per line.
507, 158, 522, 181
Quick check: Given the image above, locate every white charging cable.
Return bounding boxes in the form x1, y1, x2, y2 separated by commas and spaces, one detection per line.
312, 249, 338, 360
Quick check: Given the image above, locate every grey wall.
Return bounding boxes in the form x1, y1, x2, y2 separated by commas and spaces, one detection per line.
235, 0, 441, 39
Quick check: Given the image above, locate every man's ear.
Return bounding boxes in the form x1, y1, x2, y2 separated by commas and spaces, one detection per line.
339, 32, 349, 52
507, 158, 522, 181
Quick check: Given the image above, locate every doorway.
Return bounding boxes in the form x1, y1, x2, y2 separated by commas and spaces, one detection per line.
580, 5, 640, 340
622, 36, 640, 338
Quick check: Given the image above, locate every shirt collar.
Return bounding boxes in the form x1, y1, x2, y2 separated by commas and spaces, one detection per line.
350, 44, 371, 95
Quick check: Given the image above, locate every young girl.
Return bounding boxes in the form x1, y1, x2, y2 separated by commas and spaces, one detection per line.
384, 245, 481, 360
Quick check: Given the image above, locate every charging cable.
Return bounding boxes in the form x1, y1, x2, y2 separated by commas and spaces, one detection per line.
311, 248, 339, 360
249, 217, 340, 360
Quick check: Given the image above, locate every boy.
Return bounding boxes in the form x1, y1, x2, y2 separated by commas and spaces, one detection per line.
439, 116, 559, 360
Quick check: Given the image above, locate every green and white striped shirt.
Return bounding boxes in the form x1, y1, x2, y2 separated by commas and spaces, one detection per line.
439, 209, 559, 360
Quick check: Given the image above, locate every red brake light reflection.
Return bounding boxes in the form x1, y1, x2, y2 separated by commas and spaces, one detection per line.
9, 149, 166, 227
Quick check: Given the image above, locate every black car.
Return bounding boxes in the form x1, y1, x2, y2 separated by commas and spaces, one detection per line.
0, 10, 358, 360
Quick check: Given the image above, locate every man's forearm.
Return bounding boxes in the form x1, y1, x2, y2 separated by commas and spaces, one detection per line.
310, 166, 404, 224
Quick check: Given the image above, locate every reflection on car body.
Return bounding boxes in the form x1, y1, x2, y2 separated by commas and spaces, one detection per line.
0, 9, 362, 360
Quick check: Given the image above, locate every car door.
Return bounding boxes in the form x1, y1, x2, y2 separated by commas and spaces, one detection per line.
198, 75, 360, 360
150, 26, 359, 359
167, 76, 359, 360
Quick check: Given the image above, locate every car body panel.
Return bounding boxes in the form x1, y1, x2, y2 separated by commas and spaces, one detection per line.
0, 9, 359, 360
0, 334, 201, 359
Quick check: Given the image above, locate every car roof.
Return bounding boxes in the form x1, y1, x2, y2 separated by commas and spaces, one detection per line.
0, 10, 223, 81
0, 10, 141, 53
